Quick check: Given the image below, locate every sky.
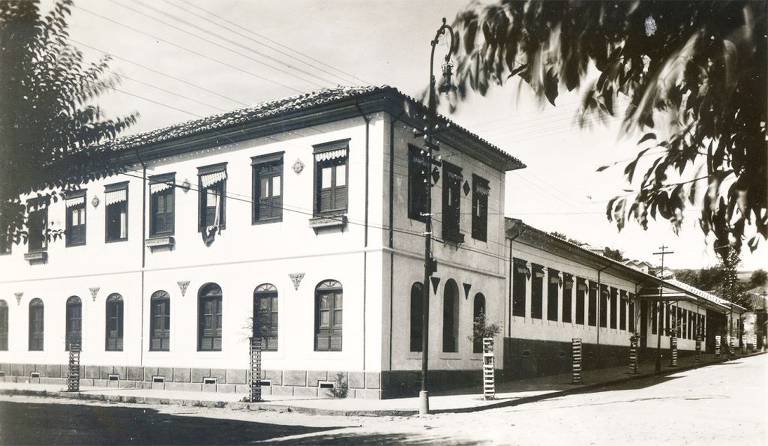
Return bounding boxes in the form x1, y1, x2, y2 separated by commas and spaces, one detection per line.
42, 0, 767, 270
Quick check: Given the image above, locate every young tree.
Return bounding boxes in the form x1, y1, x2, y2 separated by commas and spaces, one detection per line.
0, 0, 136, 243
450, 1, 766, 260
749, 269, 767, 288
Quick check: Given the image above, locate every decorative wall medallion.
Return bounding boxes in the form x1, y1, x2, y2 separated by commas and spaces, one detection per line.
430, 276, 441, 294
89, 287, 100, 302
463, 282, 472, 300
14, 292, 23, 305
177, 280, 190, 297
292, 158, 305, 174
91, 196, 100, 208
289, 273, 305, 290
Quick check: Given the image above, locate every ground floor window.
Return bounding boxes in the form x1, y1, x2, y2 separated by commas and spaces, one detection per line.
198, 283, 223, 351
588, 283, 597, 326
65, 296, 82, 350
410, 282, 423, 352
105, 294, 124, 351
29, 298, 44, 351
442, 279, 459, 353
0, 300, 8, 351
473, 293, 486, 353
150, 290, 170, 351
253, 284, 278, 351
512, 259, 527, 317
315, 280, 342, 351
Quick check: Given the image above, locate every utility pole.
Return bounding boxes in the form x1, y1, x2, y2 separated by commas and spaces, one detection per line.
652, 245, 674, 374
419, 17, 455, 416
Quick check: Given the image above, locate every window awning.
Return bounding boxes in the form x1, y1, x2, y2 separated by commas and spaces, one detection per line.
150, 181, 173, 195
105, 189, 127, 206
65, 196, 85, 208
200, 170, 227, 189
445, 170, 463, 182
475, 184, 490, 195
315, 148, 346, 162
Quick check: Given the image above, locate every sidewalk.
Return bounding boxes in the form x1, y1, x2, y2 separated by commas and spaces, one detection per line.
0, 352, 761, 417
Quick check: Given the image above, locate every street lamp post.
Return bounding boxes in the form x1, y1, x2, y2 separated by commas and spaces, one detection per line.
419, 17, 455, 416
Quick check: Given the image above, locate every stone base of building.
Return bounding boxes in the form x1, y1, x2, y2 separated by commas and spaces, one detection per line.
0, 363, 383, 399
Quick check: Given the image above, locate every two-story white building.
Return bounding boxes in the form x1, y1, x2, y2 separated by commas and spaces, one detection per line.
0, 86, 524, 398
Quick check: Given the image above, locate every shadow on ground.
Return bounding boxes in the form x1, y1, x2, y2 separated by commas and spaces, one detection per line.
268, 432, 479, 445
0, 401, 339, 445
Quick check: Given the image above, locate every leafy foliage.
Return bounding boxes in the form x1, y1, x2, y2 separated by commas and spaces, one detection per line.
451, 1, 766, 259
470, 312, 501, 344
749, 269, 767, 288
602, 247, 624, 262
0, 0, 137, 243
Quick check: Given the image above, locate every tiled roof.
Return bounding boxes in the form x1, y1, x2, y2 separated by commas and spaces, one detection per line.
665, 279, 743, 311
106, 85, 524, 169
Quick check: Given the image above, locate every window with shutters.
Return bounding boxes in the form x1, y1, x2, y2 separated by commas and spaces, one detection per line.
105, 182, 128, 242
442, 279, 459, 353
408, 145, 429, 222
314, 140, 349, 216
65, 296, 82, 351
472, 293, 486, 353
410, 282, 424, 352
512, 258, 527, 317
547, 268, 559, 321
531, 264, 544, 319
620, 291, 627, 330
562, 273, 573, 323
198, 163, 227, 231
588, 282, 597, 327
575, 278, 586, 325
609, 287, 617, 329
150, 290, 170, 351
441, 162, 463, 243
471, 175, 489, 241
0, 300, 8, 351
29, 298, 44, 351
315, 280, 342, 352
252, 153, 283, 223
198, 283, 222, 351
105, 294, 124, 351
65, 191, 86, 247
149, 173, 175, 236
253, 284, 278, 351
27, 201, 47, 252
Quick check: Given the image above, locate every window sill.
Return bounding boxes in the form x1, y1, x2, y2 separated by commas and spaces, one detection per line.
145, 235, 174, 250
442, 232, 465, 244
65, 241, 86, 248
24, 250, 48, 263
253, 217, 282, 226
105, 237, 128, 244
309, 214, 347, 231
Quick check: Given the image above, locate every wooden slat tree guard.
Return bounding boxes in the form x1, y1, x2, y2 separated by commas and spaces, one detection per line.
715, 335, 721, 358
482, 338, 495, 400
67, 343, 81, 392
571, 338, 583, 384
249, 337, 262, 403
695, 335, 702, 362
628, 335, 639, 374
670, 335, 678, 367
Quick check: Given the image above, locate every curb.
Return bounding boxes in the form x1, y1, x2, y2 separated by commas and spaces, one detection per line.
0, 352, 763, 417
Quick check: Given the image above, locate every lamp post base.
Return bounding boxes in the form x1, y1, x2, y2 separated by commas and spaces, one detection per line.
418, 390, 430, 415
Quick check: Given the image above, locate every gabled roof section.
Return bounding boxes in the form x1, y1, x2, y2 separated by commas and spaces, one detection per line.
665, 279, 740, 312
106, 85, 525, 171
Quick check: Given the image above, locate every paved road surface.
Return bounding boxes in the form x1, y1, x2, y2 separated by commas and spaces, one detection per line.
1, 354, 765, 445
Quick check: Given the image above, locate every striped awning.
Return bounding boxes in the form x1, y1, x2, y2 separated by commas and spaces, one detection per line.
65, 196, 85, 208
200, 170, 227, 189
105, 189, 127, 206
150, 181, 173, 194
475, 184, 490, 196
315, 148, 346, 162
445, 170, 463, 183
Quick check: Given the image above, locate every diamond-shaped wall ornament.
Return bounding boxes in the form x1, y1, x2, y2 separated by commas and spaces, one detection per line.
430, 276, 441, 294
177, 280, 190, 297
431, 167, 440, 185
14, 292, 23, 305
289, 273, 305, 290
463, 180, 471, 196
463, 282, 472, 300
89, 287, 100, 302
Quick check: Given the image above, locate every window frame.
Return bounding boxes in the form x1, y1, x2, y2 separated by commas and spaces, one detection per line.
472, 293, 486, 353
512, 259, 527, 317
28, 298, 44, 351
619, 290, 627, 331
64, 190, 87, 247
530, 264, 544, 320
562, 273, 573, 323
198, 283, 223, 352
26, 200, 48, 252
408, 145, 429, 222
441, 161, 463, 243
313, 139, 350, 217
197, 163, 227, 232
150, 290, 171, 352
252, 152, 284, 224
547, 268, 559, 321
609, 287, 618, 329
105, 293, 124, 352
65, 296, 82, 351
471, 174, 489, 242
104, 182, 129, 243
587, 282, 597, 327
149, 173, 176, 237
314, 280, 343, 352
442, 279, 459, 353
253, 284, 279, 352
575, 278, 586, 325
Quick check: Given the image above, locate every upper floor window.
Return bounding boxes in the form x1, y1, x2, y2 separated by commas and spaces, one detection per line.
28, 298, 44, 351
471, 175, 489, 241
442, 162, 463, 243
0, 300, 8, 351
27, 200, 47, 252
150, 290, 170, 352
65, 191, 86, 247
252, 153, 283, 223
408, 145, 429, 222
105, 182, 128, 242
314, 140, 349, 216
65, 296, 82, 351
198, 283, 222, 351
105, 293, 124, 351
315, 280, 342, 351
198, 163, 227, 231
149, 173, 175, 236
253, 284, 278, 351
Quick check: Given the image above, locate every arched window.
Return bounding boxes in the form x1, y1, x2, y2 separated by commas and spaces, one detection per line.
442, 279, 459, 353
0, 300, 8, 351
28, 298, 44, 351
198, 283, 222, 351
65, 296, 82, 350
315, 280, 342, 352
150, 290, 170, 351
253, 284, 278, 351
105, 294, 124, 351
410, 282, 424, 352
473, 293, 486, 353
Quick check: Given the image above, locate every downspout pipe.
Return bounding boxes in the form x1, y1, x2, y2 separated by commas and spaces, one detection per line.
134, 148, 147, 368
354, 103, 370, 372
